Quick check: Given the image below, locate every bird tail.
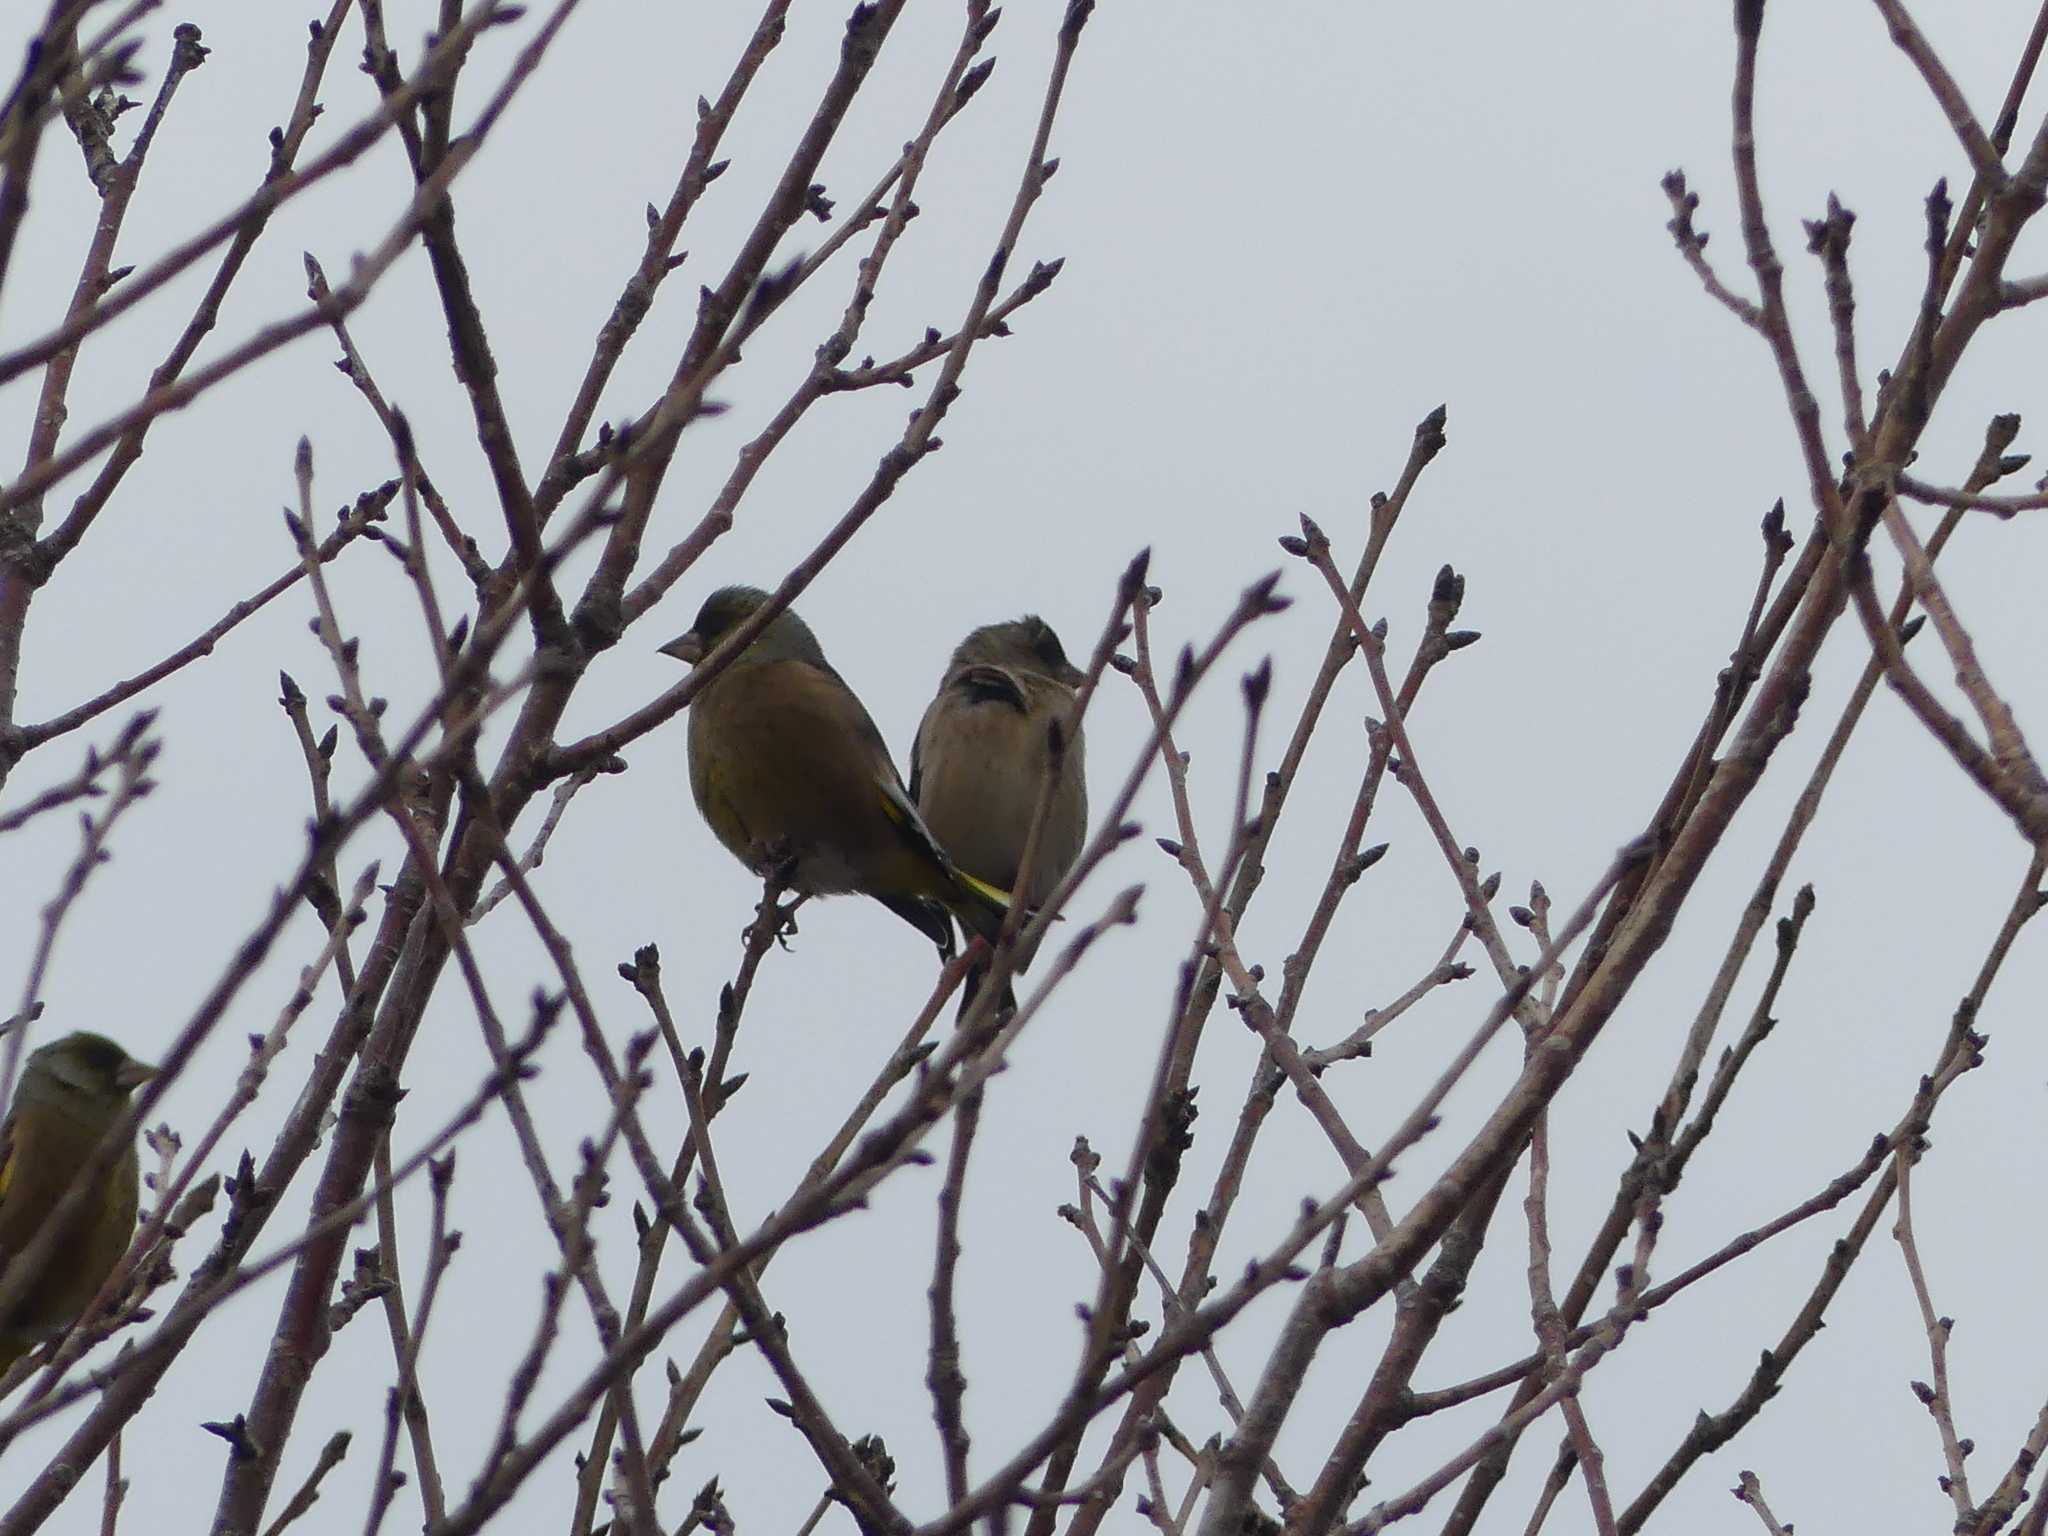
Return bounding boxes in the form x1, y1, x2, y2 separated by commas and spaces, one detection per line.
883, 895, 958, 957
956, 962, 1018, 1023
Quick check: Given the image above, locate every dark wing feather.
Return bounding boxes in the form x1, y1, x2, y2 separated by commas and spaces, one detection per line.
881, 895, 957, 957
949, 663, 1029, 711
778, 660, 976, 921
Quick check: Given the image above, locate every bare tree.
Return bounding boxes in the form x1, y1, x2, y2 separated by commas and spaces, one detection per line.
4, 3, 2048, 1535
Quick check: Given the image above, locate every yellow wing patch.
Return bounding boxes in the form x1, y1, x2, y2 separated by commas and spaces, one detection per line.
955, 869, 1010, 909
876, 786, 910, 830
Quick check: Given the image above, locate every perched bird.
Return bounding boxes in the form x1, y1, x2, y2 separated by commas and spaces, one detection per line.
661, 585, 1010, 952
912, 615, 1088, 972
0, 1032, 154, 1376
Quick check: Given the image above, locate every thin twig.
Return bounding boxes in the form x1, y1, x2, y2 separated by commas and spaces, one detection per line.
1893, 1148, 1974, 1521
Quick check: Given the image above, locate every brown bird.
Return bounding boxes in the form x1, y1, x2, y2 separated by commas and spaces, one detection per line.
912, 615, 1088, 975
0, 1031, 154, 1377
660, 586, 1010, 952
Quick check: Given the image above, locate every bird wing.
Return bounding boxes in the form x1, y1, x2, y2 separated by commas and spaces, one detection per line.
874, 757, 964, 878
878, 764, 1015, 911
782, 660, 986, 899
0, 1109, 16, 1246
779, 659, 926, 835
878, 769, 1013, 928
0, 1105, 63, 1267
874, 711, 1013, 919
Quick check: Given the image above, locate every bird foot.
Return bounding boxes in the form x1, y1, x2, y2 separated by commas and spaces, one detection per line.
744, 847, 805, 949
766, 898, 803, 949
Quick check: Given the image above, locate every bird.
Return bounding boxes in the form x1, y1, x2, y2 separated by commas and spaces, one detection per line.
0, 1031, 154, 1377
660, 585, 1010, 953
911, 614, 1088, 976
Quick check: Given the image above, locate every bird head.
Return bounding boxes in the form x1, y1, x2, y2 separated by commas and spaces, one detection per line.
659, 586, 828, 670
954, 615, 1085, 690
19, 1032, 155, 1111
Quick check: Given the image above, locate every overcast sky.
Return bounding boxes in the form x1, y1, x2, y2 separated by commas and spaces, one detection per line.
7, 3, 2048, 1533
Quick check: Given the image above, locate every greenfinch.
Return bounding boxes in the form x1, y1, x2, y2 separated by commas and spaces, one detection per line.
0, 1031, 154, 1375
660, 586, 1010, 951
911, 615, 1088, 969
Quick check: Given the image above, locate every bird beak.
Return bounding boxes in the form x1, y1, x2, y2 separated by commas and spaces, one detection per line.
659, 631, 704, 665
114, 1059, 157, 1092
1060, 663, 1086, 690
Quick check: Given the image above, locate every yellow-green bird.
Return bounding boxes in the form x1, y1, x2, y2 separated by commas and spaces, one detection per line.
911, 616, 1088, 956
0, 1031, 154, 1375
661, 586, 1010, 952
